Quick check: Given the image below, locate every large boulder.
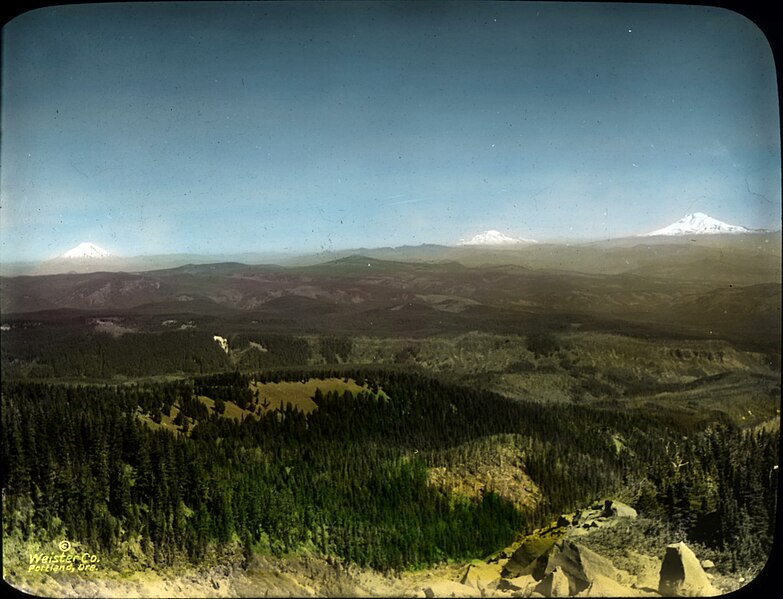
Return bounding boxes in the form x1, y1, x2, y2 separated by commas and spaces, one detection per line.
540, 540, 623, 594
534, 566, 571, 598
658, 542, 719, 597
577, 573, 641, 597
502, 534, 561, 578
601, 499, 638, 519
460, 560, 503, 591
496, 574, 537, 593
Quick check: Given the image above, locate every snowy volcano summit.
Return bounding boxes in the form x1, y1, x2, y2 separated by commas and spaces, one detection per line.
642, 213, 751, 236
60, 242, 112, 259
458, 230, 538, 246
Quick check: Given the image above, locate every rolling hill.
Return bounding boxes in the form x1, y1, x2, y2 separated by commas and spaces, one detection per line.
1, 234, 779, 350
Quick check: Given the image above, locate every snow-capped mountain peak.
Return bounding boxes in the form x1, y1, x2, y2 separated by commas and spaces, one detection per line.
458, 230, 537, 246
60, 242, 112, 259
642, 213, 750, 236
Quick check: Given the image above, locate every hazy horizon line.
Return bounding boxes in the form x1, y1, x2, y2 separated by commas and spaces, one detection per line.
2, 228, 781, 267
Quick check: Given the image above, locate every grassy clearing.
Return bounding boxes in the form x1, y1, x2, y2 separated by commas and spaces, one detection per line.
135, 405, 182, 434
195, 394, 256, 421
249, 377, 375, 414
136, 378, 381, 433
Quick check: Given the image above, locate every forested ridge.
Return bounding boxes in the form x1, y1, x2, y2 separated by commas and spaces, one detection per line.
0, 329, 355, 378
1, 370, 778, 575
0, 329, 232, 379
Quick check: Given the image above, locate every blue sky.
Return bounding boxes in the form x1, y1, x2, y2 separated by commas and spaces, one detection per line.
1, 1, 780, 261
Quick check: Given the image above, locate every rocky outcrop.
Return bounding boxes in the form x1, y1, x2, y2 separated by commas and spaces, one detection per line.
601, 499, 638, 519
580, 573, 643, 597
503, 536, 559, 578
498, 498, 663, 595
534, 565, 572, 597
658, 542, 719, 597
496, 574, 537, 593
537, 540, 625, 595
460, 560, 502, 591
449, 500, 725, 598
567, 499, 639, 537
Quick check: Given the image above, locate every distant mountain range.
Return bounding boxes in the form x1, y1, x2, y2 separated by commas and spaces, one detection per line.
1, 235, 779, 350
59, 242, 113, 259
1, 213, 775, 277
458, 230, 538, 246
641, 212, 752, 236
459, 213, 757, 244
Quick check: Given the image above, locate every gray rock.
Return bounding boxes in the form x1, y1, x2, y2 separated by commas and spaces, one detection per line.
540, 540, 622, 594
534, 566, 572, 597
460, 561, 502, 590
658, 542, 719, 597
502, 535, 560, 578
496, 574, 536, 593
601, 500, 638, 519
579, 573, 639, 597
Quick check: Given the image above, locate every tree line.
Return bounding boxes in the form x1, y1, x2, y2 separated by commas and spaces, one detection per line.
1, 330, 361, 379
